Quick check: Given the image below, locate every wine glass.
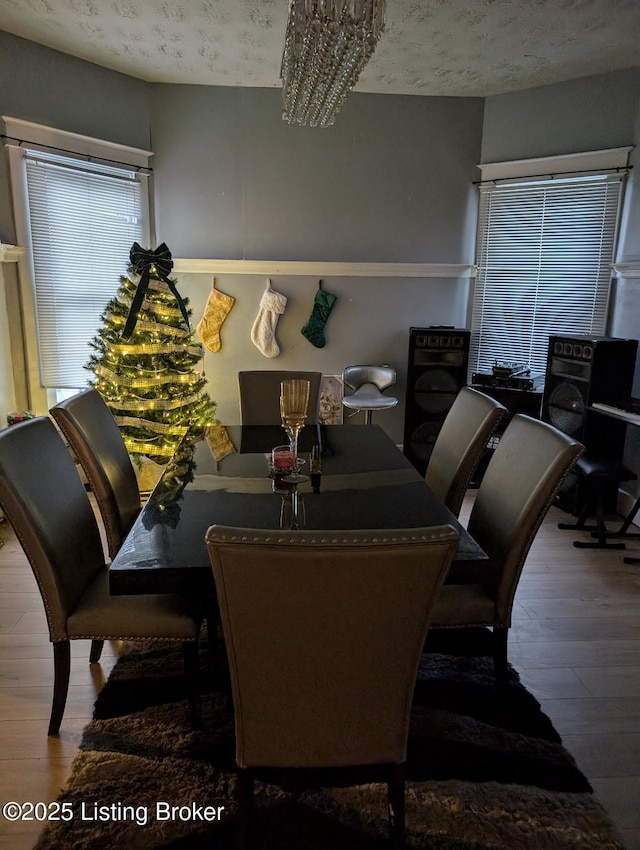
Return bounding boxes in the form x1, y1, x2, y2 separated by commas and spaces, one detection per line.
280, 379, 310, 483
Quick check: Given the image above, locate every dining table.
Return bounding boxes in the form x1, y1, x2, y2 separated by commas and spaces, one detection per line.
109, 424, 487, 597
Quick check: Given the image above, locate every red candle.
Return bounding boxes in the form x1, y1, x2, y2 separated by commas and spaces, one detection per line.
272, 446, 294, 469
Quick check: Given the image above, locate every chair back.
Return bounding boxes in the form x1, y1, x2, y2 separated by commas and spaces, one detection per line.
468, 414, 583, 622
343, 365, 396, 393
206, 524, 459, 769
425, 387, 506, 516
238, 371, 322, 426
50, 388, 140, 559
0, 417, 104, 641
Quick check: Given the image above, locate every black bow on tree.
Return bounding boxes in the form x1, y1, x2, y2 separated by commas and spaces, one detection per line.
122, 242, 190, 340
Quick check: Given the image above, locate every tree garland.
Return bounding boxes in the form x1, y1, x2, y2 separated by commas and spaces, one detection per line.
86, 245, 217, 462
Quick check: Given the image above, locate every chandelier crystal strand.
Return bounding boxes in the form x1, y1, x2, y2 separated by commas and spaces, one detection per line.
299, 22, 335, 125
307, 21, 346, 126
311, 18, 358, 126
281, 0, 385, 128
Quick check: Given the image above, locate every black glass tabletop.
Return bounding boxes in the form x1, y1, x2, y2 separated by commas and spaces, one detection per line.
109, 425, 486, 596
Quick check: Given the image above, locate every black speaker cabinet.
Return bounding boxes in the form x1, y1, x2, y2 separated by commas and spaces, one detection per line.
403, 327, 470, 475
543, 334, 638, 514
542, 334, 638, 460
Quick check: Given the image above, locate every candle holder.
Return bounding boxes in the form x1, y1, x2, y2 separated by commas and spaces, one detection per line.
269, 445, 306, 479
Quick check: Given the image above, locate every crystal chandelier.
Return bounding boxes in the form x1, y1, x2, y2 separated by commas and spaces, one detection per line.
281, 0, 386, 128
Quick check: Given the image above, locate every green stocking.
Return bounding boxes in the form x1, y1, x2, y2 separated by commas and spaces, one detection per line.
301, 280, 337, 349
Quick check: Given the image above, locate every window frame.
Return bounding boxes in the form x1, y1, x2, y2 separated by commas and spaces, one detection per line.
469, 147, 632, 379
4, 116, 152, 412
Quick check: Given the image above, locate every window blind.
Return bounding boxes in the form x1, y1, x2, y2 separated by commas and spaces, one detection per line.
24, 152, 145, 389
470, 174, 624, 378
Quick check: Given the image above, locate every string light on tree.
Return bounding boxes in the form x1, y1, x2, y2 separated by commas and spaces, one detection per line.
86, 242, 217, 463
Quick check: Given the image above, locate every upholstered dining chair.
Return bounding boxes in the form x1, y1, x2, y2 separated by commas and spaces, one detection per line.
206, 524, 460, 849
238, 370, 323, 426
424, 386, 507, 517
342, 364, 398, 424
0, 417, 202, 735
50, 388, 141, 561
431, 414, 583, 680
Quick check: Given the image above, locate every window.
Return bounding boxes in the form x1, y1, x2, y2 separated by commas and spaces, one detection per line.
4, 116, 151, 405
25, 152, 146, 388
470, 149, 630, 377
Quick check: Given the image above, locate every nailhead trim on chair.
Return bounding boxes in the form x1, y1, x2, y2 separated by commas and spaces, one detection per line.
7, 521, 58, 640
8, 522, 199, 643
206, 528, 458, 546
70, 634, 198, 641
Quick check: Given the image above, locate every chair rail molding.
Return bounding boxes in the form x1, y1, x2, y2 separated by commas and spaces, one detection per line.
173, 259, 477, 279
613, 261, 640, 279
0, 244, 25, 263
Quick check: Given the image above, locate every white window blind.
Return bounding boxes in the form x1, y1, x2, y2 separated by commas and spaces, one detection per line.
470, 174, 624, 377
24, 152, 145, 389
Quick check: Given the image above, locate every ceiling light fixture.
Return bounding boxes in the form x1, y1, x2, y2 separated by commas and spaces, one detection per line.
281, 0, 386, 128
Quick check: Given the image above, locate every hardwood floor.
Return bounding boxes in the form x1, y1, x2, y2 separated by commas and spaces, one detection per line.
508, 506, 640, 850
0, 496, 639, 849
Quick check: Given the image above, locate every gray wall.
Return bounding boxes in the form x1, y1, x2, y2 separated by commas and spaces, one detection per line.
481, 68, 640, 163
0, 31, 151, 245
0, 33, 484, 440
149, 84, 484, 437
611, 90, 640, 484
150, 84, 483, 262
182, 272, 471, 435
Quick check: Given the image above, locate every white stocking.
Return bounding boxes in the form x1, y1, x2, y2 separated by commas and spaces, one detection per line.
251, 280, 287, 358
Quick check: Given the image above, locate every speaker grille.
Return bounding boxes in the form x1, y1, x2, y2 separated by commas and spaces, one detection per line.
403, 328, 471, 475
407, 421, 443, 464
413, 368, 460, 415
543, 334, 638, 458
547, 381, 585, 436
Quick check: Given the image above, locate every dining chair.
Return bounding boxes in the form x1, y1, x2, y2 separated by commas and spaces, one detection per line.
0, 417, 202, 735
205, 524, 460, 849
50, 388, 141, 560
431, 414, 583, 680
342, 364, 398, 424
424, 386, 507, 517
238, 370, 323, 426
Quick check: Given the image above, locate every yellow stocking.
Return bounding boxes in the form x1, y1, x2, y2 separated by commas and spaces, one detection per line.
196, 278, 235, 353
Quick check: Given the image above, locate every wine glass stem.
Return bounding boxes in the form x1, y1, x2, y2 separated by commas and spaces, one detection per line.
288, 426, 300, 467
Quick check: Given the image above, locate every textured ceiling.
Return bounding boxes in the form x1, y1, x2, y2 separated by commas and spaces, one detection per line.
1, 0, 639, 98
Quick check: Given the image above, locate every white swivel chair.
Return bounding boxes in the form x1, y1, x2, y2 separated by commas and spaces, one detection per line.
342, 365, 398, 425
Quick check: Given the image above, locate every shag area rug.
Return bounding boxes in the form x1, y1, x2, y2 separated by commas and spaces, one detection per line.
35, 631, 625, 849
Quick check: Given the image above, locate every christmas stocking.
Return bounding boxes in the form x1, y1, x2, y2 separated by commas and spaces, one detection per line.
205, 425, 236, 463
301, 280, 337, 348
251, 279, 287, 358
196, 278, 235, 353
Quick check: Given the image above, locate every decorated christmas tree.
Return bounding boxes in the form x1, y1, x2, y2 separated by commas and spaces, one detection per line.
86, 243, 216, 463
